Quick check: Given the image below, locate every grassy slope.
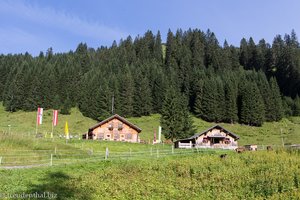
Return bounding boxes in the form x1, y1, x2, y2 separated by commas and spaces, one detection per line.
0, 103, 300, 148
0, 105, 96, 137
1, 151, 300, 199
1, 104, 300, 199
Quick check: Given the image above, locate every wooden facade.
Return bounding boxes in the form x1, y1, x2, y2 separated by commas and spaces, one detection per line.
174, 125, 239, 149
86, 114, 142, 143
244, 144, 258, 151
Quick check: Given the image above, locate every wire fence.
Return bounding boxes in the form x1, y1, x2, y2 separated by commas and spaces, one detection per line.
0, 144, 299, 169
0, 147, 220, 168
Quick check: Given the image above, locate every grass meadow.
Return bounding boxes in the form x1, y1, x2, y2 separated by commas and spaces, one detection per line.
1, 103, 300, 199
0, 103, 300, 146
1, 150, 300, 199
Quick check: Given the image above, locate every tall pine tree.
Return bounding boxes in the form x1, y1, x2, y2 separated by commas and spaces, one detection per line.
160, 87, 195, 141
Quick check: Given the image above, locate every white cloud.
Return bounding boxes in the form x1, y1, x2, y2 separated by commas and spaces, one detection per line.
0, 0, 129, 54
0, 27, 45, 54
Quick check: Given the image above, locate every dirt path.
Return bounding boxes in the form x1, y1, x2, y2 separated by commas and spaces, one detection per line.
0, 164, 49, 169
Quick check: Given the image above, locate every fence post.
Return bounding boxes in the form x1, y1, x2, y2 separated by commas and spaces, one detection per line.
0, 157, 2, 165
54, 147, 57, 155
172, 145, 174, 154
156, 149, 159, 158
105, 147, 109, 160
50, 154, 53, 166
150, 147, 153, 156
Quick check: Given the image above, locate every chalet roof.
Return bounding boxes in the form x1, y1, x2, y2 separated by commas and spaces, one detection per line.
176, 124, 239, 142
88, 114, 142, 133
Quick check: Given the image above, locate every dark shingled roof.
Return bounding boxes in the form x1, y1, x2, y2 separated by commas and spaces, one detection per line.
176, 124, 239, 142
88, 114, 142, 133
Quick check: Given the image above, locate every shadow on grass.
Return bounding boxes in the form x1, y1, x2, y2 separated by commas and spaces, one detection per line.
24, 171, 94, 200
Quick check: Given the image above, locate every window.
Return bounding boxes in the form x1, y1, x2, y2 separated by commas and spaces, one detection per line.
108, 123, 113, 130
202, 138, 208, 143
224, 138, 231, 144
97, 133, 104, 140
120, 134, 125, 141
213, 138, 221, 144
125, 133, 132, 140
118, 123, 123, 130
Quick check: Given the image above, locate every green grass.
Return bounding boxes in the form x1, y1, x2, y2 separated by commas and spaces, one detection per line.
127, 114, 161, 142
1, 103, 300, 199
0, 105, 96, 137
0, 102, 300, 150
1, 150, 300, 199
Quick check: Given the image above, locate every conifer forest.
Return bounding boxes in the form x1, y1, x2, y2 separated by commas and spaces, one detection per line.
0, 29, 300, 128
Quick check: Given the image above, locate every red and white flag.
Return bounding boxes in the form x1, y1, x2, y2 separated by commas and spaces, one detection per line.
52, 110, 58, 126
36, 107, 43, 125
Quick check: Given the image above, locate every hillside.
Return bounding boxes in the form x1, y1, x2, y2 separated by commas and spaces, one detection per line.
0, 103, 300, 146
1, 151, 300, 199
1, 29, 299, 130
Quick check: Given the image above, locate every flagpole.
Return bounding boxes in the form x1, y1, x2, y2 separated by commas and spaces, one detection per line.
35, 108, 39, 136
36, 107, 43, 135
35, 121, 38, 135
51, 121, 54, 140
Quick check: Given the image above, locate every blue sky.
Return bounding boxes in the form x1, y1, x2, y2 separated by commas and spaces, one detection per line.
0, 0, 299, 56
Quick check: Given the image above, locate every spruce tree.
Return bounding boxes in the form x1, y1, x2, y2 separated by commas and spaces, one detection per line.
239, 81, 265, 126
256, 71, 273, 121
180, 96, 196, 139
190, 30, 205, 69
3, 65, 26, 112
269, 77, 283, 121
160, 87, 195, 141
193, 79, 204, 117
119, 69, 134, 117
199, 78, 218, 122
282, 96, 294, 117
151, 69, 166, 113
294, 95, 300, 116
215, 77, 225, 122
96, 81, 112, 121
153, 31, 163, 64
239, 38, 248, 67
224, 80, 238, 123
204, 29, 222, 70
133, 71, 152, 117
60, 96, 72, 115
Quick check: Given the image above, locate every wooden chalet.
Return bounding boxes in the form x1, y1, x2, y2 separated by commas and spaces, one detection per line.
174, 125, 239, 149
85, 114, 142, 143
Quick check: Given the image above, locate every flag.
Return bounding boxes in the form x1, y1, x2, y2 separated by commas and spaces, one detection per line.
36, 107, 43, 125
65, 121, 69, 139
52, 110, 58, 126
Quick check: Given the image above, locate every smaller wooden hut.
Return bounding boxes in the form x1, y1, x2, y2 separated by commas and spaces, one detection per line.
174, 125, 239, 149
86, 114, 142, 143
244, 144, 258, 151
